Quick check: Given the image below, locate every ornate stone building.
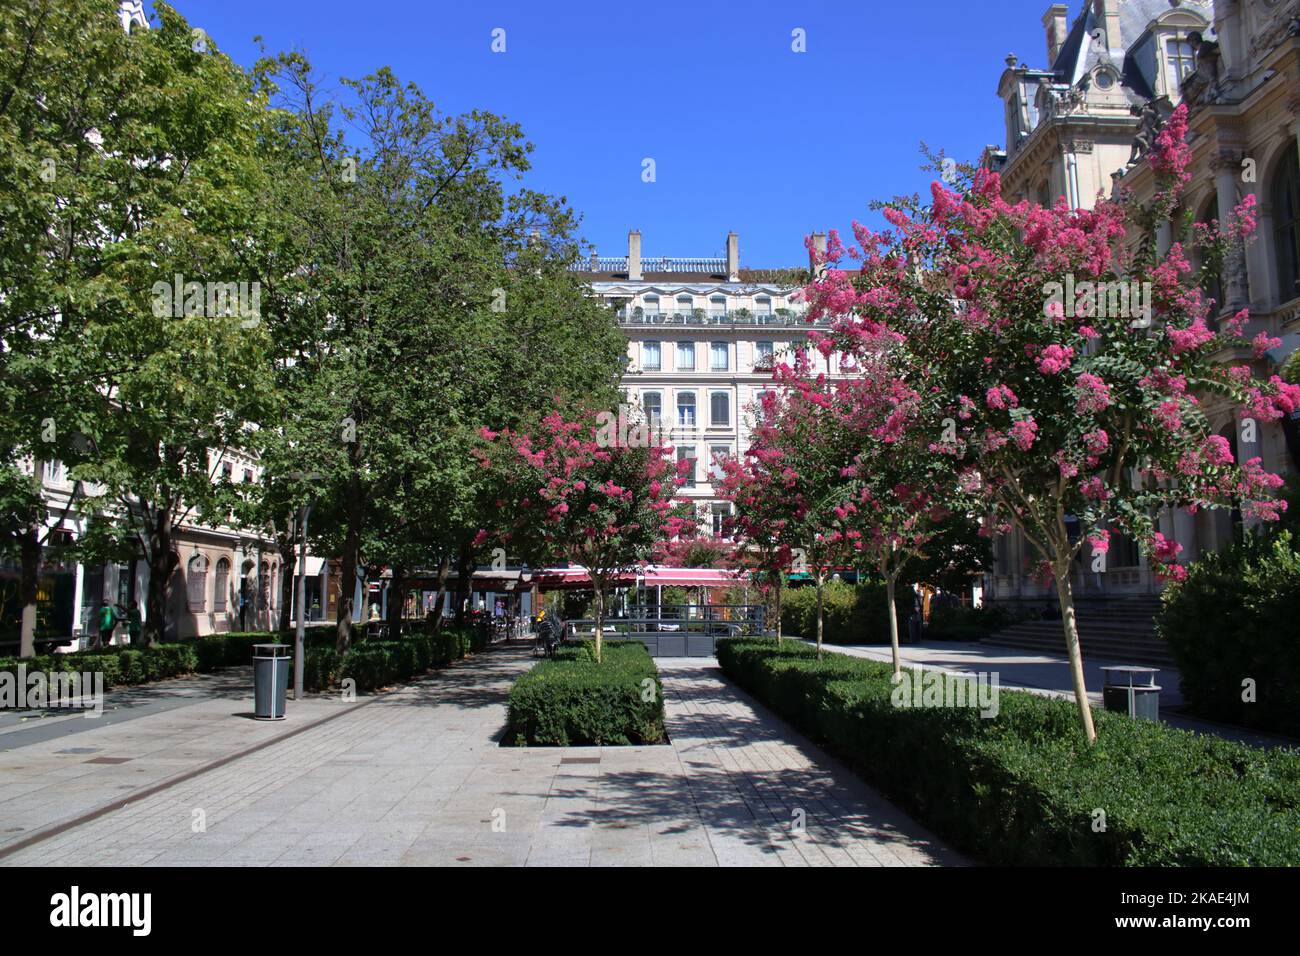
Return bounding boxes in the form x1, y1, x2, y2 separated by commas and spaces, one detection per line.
980, 0, 1300, 607
571, 232, 834, 537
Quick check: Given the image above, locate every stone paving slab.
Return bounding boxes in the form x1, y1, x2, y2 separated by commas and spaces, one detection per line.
0, 643, 960, 867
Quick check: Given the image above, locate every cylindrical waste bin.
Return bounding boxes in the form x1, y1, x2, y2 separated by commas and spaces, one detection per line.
253, 643, 291, 720
1101, 665, 1161, 721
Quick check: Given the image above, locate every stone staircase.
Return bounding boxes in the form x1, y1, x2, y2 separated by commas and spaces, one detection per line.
979, 594, 1176, 667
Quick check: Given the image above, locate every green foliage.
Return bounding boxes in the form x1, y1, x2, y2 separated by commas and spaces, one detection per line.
506, 640, 665, 746
927, 603, 1034, 641
780, 579, 910, 644
0, 642, 198, 694
1158, 531, 1300, 736
717, 639, 1300, 865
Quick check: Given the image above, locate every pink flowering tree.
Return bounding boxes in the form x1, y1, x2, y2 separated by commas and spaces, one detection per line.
775, 346, 979, 678
802, 106, 1300, 742
476, 410, 690, 662
718, 431, 798, 642
725, 387, 852, 658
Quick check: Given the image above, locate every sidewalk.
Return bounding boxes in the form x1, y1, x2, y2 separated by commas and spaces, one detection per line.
816, 640, 1295, 749
0, 642, 959, 867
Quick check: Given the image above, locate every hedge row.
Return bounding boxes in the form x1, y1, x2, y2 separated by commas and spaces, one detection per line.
716, 638, 1300, 866
780, 579, 910, 645
506, 641, 665, 746
301, 626, 484, 692
0, 642, 199, 691
1157, 531, 1300, 737
1, 623, 479, 700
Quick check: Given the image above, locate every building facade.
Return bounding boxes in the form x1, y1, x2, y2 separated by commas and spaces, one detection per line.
572, 231, 834, 537
981, 0, 1300, 604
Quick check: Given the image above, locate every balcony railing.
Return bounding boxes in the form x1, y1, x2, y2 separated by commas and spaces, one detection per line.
617, 310, 826, 328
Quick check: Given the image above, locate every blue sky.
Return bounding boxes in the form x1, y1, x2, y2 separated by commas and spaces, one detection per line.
171, 0, 1056, 266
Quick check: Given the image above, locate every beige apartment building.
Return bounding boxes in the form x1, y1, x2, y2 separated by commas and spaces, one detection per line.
981, 0, 1300, 605
571, 232, 834, 536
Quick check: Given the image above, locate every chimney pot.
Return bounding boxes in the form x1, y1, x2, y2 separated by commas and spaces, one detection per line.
725, 231, 739, 282
628, 230, 642, 281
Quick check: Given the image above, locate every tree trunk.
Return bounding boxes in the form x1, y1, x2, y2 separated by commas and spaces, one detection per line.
1054, 563, 1098, 744
277, 536, 295, 633
386, 564, 406, 638
430, 556, 450, 634
773, 572, 783, 644
143, 509, 176, 647
336, 526, 359, 654
592, 577, 605, 664
815, 571, 825, 660
18, 524, 39, 659
453, 544, 473, 629
885, 570, 901, 679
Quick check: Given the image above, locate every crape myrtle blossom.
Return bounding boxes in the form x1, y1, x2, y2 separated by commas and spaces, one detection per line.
797, 104, 1298, 742
473, 408, 689, 662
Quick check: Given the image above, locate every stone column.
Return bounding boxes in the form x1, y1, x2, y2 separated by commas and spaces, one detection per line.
1213, 153, 1249, 311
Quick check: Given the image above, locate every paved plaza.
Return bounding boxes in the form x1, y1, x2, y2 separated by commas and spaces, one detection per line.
0, 642, 960, 867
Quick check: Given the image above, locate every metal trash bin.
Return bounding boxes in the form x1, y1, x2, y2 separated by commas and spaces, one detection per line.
1101, 665, 1161, 721
253, 643, 291, 721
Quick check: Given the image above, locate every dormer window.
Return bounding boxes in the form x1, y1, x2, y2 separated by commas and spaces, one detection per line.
1164, 37, 1196, 92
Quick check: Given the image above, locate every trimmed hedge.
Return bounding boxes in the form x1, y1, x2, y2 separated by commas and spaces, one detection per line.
0, 642, 199, 695
300, 626, 480, 692
1157, 531, 1300, 738
717, 638, 1300, 866
780, 579, 910, 645
506, 640, 665, 746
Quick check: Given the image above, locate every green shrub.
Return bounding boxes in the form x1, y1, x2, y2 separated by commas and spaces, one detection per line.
1157, 531, 1300, 737
506, 640, 665, 746
0, 642, 199, 700
780, 579, 910, 644
716, 638, 1300, 866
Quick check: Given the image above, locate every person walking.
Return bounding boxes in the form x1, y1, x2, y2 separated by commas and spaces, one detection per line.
126, 601, 142, 645
95, 602, 120, 648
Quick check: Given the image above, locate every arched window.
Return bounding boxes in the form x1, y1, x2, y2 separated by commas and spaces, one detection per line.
1195, 193, 1223, 318
213, 558, 230, 613
186, 554, 209, 612
1274, 142, 1300, 304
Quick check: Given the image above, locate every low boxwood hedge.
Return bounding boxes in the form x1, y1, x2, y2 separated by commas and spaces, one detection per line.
716, 638, 1300, 866
505, 640, 665, 746
300, 626, 479, 692
0, 642, 200, 697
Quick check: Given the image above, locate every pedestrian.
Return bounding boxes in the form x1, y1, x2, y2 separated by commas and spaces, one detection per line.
126, 601, 142, 645
96, 602, 119, 648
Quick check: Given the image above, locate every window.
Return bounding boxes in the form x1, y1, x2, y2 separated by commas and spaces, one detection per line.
755, 340, 774, 369
221, 462, 233, 481
214, 558, 230, 613
243, 469, 254, 484
675, 295, 694, 317
642, 341, 661, 371
709, 445, 730, 480
710, 341, 728, 371
676, 341, 695, 370
710, 391, 730, 427
1196, 194, 1224, 315
710, 502, 730, 538
755, 296, 773, 322
1165, 37, 1195, 91
677, 446, 697, 488
643, 295, 660, 318
186, 554, 208, 612
709, 295, 727, 321
1274, 143, 1300, 303
677, 392, 696, 427
642, 392, 663, 426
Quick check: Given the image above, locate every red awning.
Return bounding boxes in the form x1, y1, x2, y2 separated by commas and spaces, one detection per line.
532, 565, 749, 590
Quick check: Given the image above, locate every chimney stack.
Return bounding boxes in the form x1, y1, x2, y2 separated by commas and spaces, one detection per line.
628, 230, 642, 281
1093, 0, 1121, 52
809, 233, 828, 279
1042, 4, 1069, 64
725, 231, 739, 282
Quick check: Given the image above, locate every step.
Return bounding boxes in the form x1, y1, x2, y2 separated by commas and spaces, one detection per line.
980, 633, 1177, 667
